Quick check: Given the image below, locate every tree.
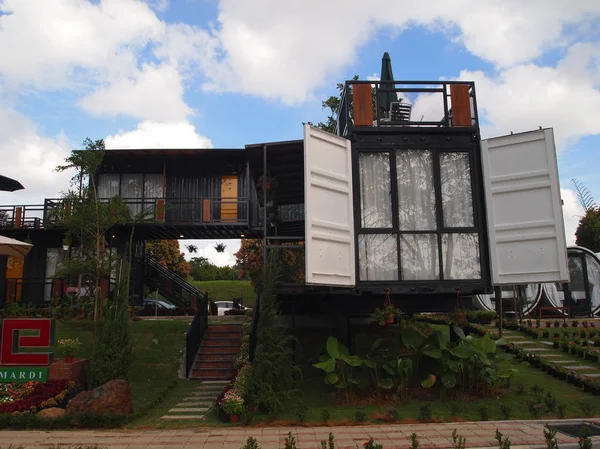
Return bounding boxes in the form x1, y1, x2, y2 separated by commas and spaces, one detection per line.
54, 138, 131, 319
146, 240, 191, 278
573, 179, 600, 252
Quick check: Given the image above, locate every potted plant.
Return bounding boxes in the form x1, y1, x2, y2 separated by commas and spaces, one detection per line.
58, 338, 81, 363
373, 305, 398, 325
220, 390, 244, 423
62, 237, 70, 251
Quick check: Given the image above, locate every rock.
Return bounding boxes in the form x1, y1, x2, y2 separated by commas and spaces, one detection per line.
38, 407, 67, 420
67, 379, 133, 415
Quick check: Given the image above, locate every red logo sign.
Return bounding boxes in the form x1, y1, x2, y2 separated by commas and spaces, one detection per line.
0, 319, 55, 366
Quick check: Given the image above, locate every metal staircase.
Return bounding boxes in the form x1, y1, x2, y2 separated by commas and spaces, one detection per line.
143, 256, 208, 308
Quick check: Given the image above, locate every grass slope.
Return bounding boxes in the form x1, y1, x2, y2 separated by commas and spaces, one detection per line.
191, 280, 255, 307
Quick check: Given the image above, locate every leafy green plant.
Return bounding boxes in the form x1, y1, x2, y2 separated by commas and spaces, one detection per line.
579, 427, 592, 449
294, 401, 308, 423
418, 403, 432, 422
478, 405, 489, 421
452, 429, 466, 449
372, 304, 400, 325
313, 336, 363, 404
362, 438, 383, 449
410, 433, 419, 449
354, 409, 367, 422
320, 433, 335, 449
544, 392, 557, 413
500, 403, 512, 420
527, 400, 543, 419
495, 430, 511, 449
282, 432, 298, 449
446, 401, 462, 417
531, 385, 545, 402
555, 403, 567, 418
321, 409, 330, 423
579, 401, 595, 417
543, 426, 558, 449
241, 437, 260, 449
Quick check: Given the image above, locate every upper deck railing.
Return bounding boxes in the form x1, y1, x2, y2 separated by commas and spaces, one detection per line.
335, 80, 479, 138
0, 196, 252, 230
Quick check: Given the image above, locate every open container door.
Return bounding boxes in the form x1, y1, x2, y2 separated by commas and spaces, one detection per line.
482, 128, 569, 285
303, 125, 355, 286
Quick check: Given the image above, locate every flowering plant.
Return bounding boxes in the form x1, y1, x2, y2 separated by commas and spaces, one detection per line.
58, 338, 81, 357
219, 390, 244, 416
0, 380, 71, 415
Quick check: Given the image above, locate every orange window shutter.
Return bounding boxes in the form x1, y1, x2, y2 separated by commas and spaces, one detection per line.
450, 84, 471, 126
353, 84, 374, 126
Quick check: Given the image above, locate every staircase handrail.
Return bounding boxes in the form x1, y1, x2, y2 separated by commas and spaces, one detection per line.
185, 293, 209, 377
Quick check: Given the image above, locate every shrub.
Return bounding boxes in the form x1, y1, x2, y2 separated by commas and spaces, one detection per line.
354, 409, 367, 422
580, 401, 595, 417
557, 403, 567, 418
363, 438, 383, 449
544, 392, 557, 413
294, 402, 308, 423
500, 403, 512, 420
283, 432, 298, 449
410, 433, 419, 449
320, 433, 335, 449
544, 426, 558, 449
321, 409, 330, 423
554, 320, 560, 328
545, 321, 552, 328
478, 405, 489, 421
242, 437, 261, 449
452, 430, 466, 449
88, 297, 133, 389
572, 320, 579, 328
495, 430, 511, 449
418, 403, 432, 422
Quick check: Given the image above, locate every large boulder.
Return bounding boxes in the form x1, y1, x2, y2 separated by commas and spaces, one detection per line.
38, 407, 67, 420
67, 379, 133, 415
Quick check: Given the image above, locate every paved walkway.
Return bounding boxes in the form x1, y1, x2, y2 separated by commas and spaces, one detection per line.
2, 419, 600, 449
160, 380, 228, 421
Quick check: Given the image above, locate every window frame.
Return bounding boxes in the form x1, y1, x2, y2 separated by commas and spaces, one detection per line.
352, 136, 489, 287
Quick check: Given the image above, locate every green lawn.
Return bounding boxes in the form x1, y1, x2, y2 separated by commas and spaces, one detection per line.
52, 319, 193, 420
191, 280, 256, 308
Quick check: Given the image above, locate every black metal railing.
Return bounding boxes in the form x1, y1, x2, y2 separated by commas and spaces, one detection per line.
143, 256, 207, 308
1, 196, 252, 230
336, 80, 478, 138
2, 277, 116, 306
185, 292, 209, 377
249, 293, 260, 362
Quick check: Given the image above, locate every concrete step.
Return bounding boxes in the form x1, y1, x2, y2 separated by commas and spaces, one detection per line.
168, 407, 210, 413
160, 415, 205, 420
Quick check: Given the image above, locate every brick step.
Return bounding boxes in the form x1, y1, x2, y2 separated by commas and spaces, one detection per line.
196, 353, 237, 362
203, 335, 242, 343
195, 360, 235, 370
206, 325, 243, 333
200, 345, 240, 354
191, 368, 236, 379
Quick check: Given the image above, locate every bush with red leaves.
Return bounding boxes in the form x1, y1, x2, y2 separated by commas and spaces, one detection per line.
0, 380, 70, 415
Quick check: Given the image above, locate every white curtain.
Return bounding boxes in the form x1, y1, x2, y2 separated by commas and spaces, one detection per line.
586, 254, 600, 310
97, 174, 120, 199
359, 153, 392, 228
400, 234, 439, 280
442, 233, 480, 279
440, 152, 474, 227
144, 174, 163, 218
397, 150, 436, 230
44, 248, 66, 302
121, 174, 143, 217
358, 234, 398, 281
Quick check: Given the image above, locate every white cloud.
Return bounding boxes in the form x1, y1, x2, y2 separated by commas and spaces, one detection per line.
0, 108, 73, 205
105, 120, 212, 149
197, 0, 600, 102
0, 0, 164, 89
561, 188, 585, 247
181, 239, 241, 267
80, 63, 193, 121
458, 44, 600, 150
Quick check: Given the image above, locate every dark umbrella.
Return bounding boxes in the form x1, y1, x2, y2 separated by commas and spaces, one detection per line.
0, 175, 24, 192
377, 52, 398, 115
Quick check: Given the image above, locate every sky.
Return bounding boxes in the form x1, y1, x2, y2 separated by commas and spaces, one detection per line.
0, 0, 599, 267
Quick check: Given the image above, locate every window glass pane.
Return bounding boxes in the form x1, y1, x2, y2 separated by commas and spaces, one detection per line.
440, 152, 474, 227
144, 174, 163, 199
400, 234, 439, 280
121, 174, 143, 217
359, 153, 392, 228
441, 233, 481, 279
397, 150, 436, 230
358, 234, 398, 281
97, 174, 120, 199
586, 254, 600, 312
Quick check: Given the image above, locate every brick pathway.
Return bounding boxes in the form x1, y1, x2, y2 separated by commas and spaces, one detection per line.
2, 419, 599, 448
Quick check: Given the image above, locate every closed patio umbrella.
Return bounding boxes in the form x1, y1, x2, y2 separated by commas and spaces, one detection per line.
377, 52, 397, 115
0, 235, 32, 257
0, 175, 24, 192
